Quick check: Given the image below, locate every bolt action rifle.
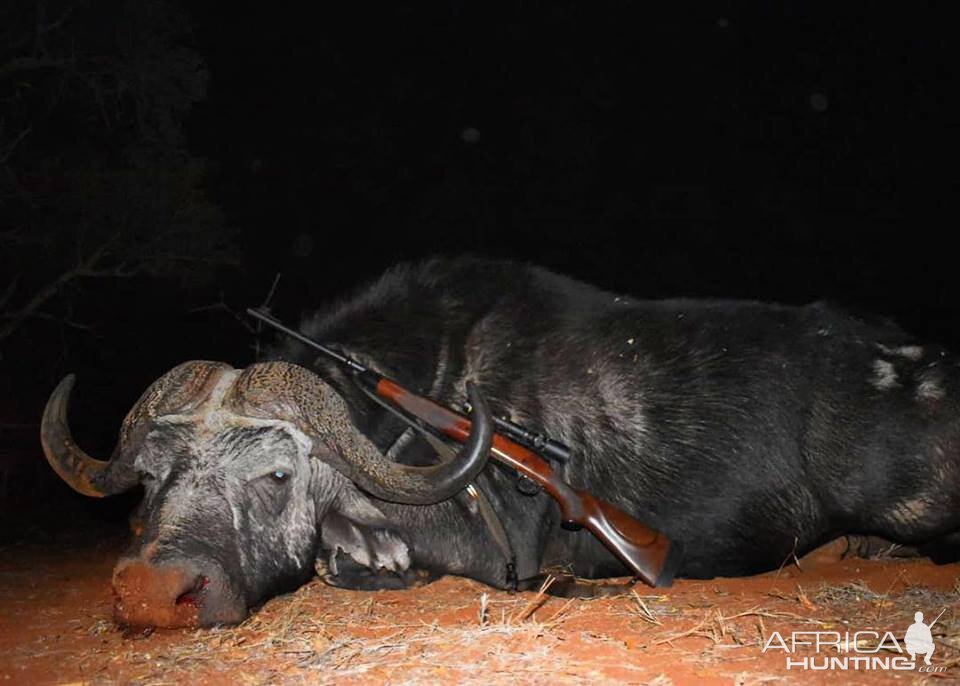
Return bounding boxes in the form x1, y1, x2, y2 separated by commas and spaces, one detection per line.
247, 307, 679, 587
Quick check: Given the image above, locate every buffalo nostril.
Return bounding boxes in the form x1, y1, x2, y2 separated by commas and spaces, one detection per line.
175, 574, 210, 606
112, 561, 245, 627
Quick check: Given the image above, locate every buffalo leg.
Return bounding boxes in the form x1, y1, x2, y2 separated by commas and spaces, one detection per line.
918, 531, 960, 564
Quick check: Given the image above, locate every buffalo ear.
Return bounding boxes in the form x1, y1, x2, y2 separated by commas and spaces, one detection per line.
317, 484, 411, 579
318, 512, 411, 577
328, 481, 395, 528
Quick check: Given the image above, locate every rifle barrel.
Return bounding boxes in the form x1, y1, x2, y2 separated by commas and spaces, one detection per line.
247, 307, 571, 461
246, 308, 366, 373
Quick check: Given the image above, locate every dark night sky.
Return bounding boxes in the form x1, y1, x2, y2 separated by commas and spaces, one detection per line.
2, 1, 958, 498
184, 1, 956, 332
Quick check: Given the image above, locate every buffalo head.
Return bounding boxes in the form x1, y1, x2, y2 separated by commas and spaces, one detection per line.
40, 361, 492, 627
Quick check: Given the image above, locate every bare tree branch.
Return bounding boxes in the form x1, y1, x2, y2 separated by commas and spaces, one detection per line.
0, 273, 20, 312
7, 310, 94, 331
261, 272, 282, 310
0, 1, 233, 357
136, 253, 240, 268
0, 126, 32, 165
1, 0, 78, 56
0, 421, 40, 430
190, 297, 256, 335
37, 2, 79, 38
0, 236, 114, 344
0, 56, 67, 80
252, 273, 282, 360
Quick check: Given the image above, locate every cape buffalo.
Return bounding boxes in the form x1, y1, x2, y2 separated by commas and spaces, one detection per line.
41, 256, 960, 627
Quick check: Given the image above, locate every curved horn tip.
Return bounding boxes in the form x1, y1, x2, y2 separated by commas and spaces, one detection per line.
324, 379, 495, 506
43, 373, 78, 425
40, 373, 110, 498
405, 380, 493, 504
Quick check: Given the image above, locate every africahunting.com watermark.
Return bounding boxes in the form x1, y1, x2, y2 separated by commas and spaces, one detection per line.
762, 608, 947, 672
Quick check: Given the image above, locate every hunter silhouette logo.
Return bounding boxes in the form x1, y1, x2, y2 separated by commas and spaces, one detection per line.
904, 609, 944, 666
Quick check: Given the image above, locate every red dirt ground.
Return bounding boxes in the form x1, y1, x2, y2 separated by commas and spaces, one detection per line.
1, 531, 958, 685
1, 452, 958, 685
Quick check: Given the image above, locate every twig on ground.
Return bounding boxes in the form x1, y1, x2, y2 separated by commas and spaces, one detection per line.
632, 589, 663, 626
512, 574, 556, 623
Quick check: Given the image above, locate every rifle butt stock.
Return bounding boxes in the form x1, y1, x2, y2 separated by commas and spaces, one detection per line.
577, 492, 680, 588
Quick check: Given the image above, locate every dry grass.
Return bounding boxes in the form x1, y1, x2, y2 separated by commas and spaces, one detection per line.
5, 544, 959, 686
811, 580, 879, 605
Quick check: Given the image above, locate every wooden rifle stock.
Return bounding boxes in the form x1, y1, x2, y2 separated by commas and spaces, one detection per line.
368, 375, 679, 588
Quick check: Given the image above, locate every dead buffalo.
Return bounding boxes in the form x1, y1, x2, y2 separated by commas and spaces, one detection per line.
41, 256, 960, 627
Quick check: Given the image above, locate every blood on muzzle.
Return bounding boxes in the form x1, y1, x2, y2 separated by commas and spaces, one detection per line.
111, 559, 242, 628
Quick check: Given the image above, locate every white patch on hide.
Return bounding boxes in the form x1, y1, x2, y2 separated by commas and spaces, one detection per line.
870, 359, 898, 390
876, 344, 924, 361
916, 372, 945, 402
886, 495, 934, 526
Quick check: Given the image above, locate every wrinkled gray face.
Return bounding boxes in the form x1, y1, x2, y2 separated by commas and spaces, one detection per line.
114, 420, 338, 627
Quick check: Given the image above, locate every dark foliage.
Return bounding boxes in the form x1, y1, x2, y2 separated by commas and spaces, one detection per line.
0, 0, 234, 465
